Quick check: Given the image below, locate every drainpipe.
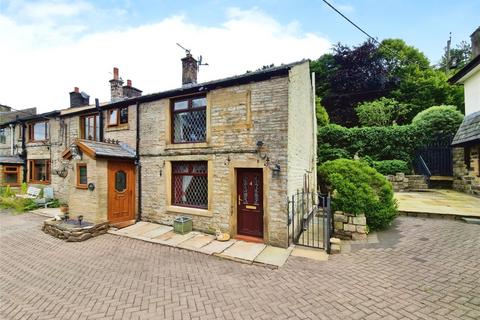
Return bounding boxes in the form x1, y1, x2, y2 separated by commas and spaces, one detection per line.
9, 124, 14, 155
21, 123, 27, 183
136, 101, 142, 222
95, 98, 104, 142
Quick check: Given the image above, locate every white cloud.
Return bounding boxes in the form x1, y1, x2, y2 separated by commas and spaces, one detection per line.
0, 3, 331, 112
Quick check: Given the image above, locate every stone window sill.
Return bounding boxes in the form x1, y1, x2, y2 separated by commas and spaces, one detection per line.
166, 205, 212, 217
105, 124, 129, 132
164, 142, 210, 150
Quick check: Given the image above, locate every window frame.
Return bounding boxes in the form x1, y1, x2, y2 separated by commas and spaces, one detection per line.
80, 113, 100, 141
107, 107, 128, 127
170, 95, 207, 144
76, 163, 88, 189
171, 161, 208, 209
28, 121, 49, 142
2, 165, 20, 186
28, 159, 51, 184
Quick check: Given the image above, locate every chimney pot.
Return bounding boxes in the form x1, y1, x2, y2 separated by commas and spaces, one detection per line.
127, 79, 132, 87
113, 67, 119, 80
74, 87, 79, 93
471, 26, 480, 59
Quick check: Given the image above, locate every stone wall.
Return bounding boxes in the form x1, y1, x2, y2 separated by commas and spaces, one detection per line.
453, 147, 480, 196
386, 173, 428, 192
42, 219, 109, 242
333, 211, 367, 240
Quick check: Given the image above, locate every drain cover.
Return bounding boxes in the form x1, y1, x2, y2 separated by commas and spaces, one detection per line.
419, 237, 429, 241
412, 257, 427, 263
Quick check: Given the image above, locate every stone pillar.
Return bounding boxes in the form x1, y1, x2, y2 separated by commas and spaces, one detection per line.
333, 211, 367, 240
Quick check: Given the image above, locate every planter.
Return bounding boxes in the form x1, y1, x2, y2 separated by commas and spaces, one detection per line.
173, 216, 192, 235
60, 205, 69, 213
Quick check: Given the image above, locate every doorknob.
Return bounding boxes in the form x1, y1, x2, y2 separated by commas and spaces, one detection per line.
238, 195, 242, 205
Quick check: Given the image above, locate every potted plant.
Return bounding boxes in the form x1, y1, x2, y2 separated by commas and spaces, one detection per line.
60, 202, 69, 214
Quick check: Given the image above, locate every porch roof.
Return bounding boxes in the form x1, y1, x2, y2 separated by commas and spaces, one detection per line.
63, 139, 136, 160
0, 156, 23, 165
452, 111, 480, 146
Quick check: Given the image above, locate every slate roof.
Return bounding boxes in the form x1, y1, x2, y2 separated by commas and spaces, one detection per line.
78, 140, 136, 159
452, 111, 480, 146
0, 156, 24, 164
448, 54, 480, 84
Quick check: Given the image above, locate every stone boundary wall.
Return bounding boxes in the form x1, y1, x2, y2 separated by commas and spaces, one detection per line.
333, 211, 367, 240
386, 173, 428, 192
453, 147, 480, 196
42, 219, 109, 242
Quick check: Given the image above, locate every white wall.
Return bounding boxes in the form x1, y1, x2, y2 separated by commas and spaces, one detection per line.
464, 68, 480, 116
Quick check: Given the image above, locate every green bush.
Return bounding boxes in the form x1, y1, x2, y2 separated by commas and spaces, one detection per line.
356, 97, 411, 126
319, 159, 397, 230
0, 196, 37, 212
318, 124, 422, 163
371, 160, 410, 175
412, 105, 463, 140
21, 182, 27, 194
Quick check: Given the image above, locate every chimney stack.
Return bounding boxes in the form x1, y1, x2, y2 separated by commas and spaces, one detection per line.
109, 67, 124, 102
181, 53, 198, 86
122, 79, 142, 98
69, 87, 90, 108
471, 26, 480, 59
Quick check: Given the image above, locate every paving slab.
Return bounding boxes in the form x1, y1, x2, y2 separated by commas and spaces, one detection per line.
291, 246, 329, 261
124, 223, 161, 236
177, 234, 215, 250
253, 245, 293, 267
219, 241, 267, 262
395, 190, 480, 218
151, 231, 198, 247
141, 225, 173, 238
30, 208, 62, 218
197, 239, 236, 255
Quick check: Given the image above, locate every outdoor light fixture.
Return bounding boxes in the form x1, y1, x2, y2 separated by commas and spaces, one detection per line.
78, 215, 83, 226
256, 140, 267, 159
272, 163, 281, 177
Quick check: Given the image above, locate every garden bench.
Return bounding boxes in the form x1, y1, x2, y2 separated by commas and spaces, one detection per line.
36, 187, 54, 208
15, 186, 41, 199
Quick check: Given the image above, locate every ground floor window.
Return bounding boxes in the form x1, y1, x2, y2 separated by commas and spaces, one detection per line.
2, 165, 20, 185
28, 160, 50, 183
172, 161, 208, 208
76, 163, 87, 188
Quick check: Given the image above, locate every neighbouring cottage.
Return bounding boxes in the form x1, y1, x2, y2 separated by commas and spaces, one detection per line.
449, 26, 480, 196
1, 55, 316, 248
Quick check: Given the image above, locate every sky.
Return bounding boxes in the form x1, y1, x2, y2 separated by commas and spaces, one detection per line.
0, 0, 478, 113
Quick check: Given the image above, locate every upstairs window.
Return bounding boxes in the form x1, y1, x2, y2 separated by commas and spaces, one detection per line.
171, 96, 206, 143
28, 121, 49, 142
108, 107, 128, 126
81, 114, 100, 141
0, 128, 5, 144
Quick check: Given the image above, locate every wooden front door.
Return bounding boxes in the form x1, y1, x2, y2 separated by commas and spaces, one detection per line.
108, 161, 135, 223
237, 168, 264, 238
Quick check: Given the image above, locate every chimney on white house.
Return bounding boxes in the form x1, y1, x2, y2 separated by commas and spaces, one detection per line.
471, 26, 480, 58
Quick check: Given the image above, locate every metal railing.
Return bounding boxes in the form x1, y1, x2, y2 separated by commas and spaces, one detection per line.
287, 189, 332, 253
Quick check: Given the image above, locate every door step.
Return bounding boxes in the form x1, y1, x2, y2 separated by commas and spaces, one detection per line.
110, 219, 136, 229
461, 217, 480, 225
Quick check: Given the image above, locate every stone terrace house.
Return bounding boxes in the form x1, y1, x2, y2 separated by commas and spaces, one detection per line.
450, 26, 480, 196
1, 56, 316, 248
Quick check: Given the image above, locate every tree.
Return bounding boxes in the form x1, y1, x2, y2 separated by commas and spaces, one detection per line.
438, 41, 472, 71
356, 97, 410, 126
316, 98, 329, 127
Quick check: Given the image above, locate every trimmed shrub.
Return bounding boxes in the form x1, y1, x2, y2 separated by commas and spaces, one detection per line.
371, 160, 410, 175
316, 98, 330, 127
318, 124, 423, 163
319, 159, 397, 230
412, 105, 463, 140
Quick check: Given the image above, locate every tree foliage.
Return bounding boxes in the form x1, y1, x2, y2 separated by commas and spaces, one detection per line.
316, 98, 329, 127
356, 97, 410, 126
311, 38, 465, 126
438, 40, 472, 71
412, 105, 464, 139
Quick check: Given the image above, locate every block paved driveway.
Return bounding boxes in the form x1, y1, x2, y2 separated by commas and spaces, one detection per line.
1, 212, 479, 320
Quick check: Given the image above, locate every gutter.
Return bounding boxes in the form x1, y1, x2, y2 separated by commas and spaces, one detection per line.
135, 102, 142, 222
21, 123, 27, 183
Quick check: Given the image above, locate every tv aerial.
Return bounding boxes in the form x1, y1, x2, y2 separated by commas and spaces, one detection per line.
176, 43, 209, 70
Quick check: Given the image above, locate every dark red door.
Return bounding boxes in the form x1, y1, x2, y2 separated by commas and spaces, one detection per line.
237, 168, 263, 238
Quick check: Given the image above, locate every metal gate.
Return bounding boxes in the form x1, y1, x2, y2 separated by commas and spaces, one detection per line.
287, 190, 332, 253
414, 135, 454, 177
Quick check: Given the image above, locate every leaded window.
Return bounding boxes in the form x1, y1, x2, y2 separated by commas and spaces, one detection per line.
171, 96, 206, 143
172, 161, 208, 208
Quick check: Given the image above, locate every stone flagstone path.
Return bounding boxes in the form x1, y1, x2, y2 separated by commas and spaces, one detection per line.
108, 222, 295, 268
